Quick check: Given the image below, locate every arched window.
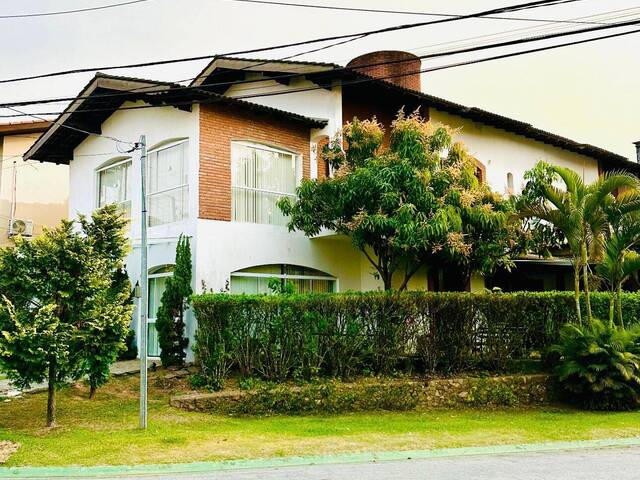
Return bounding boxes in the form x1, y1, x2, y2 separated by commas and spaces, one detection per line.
146, 265, 174, 357
507, 172, 514, 195
96, 156, 132, 216
230, 264, 336, 294
231, 141, 302, 226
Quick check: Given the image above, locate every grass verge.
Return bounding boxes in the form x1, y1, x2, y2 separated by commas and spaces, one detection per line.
1, 373, 640, 467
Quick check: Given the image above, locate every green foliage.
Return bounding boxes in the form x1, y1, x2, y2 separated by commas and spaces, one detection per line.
221, 380, 420, 415
156, 235, 192, 367
267, 278, 295, 295
550, 320, 640, 410
78, 205, 133, 397
0, 205, 131, 424
192, 291, 640, 389
279, 110, 520, 290
520, 161, 640, 323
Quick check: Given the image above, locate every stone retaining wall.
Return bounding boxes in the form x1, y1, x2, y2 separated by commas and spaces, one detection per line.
171, 374, 552, 414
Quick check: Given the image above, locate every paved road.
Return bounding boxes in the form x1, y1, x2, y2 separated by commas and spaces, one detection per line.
90, 446, 640, 480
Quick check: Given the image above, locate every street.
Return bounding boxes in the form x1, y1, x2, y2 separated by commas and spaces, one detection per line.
88, 446, 640, 480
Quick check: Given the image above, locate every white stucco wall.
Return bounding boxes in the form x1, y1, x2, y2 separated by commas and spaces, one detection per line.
429, 109, 601, 196
225, 75, 342, 142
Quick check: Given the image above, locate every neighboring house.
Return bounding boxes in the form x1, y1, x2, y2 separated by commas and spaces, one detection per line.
0, 121, 68, 245
23, 51, 639, 358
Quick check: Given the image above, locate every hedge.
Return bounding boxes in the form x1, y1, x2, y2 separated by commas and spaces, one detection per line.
191, 291, 640, 387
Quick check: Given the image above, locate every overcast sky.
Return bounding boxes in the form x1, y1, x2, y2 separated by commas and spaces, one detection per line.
1, 0, 638, 159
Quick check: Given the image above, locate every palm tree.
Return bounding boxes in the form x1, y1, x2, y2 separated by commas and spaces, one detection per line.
596, 210, 640, 327
524, 164, 639, 324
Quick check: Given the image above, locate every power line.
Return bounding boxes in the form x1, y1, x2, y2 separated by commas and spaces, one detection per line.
5, 25, 640, 122
0, 0, 155, 19
4, 106, 135, 146
228, 0, 609, 25
2, 12, 639, 111
0, 0, 586, 85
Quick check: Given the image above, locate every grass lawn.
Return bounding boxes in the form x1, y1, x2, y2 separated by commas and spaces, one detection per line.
1, 373, 640, 467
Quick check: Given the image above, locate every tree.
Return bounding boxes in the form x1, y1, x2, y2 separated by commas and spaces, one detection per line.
79, 205, 133, 398
0, 219, 109, 426
595, 210, 640, 327
521, 163, 639, 323
279, 110, 518, 290
156, 235, 192, 367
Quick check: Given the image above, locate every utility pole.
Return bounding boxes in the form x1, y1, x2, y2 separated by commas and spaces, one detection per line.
138, 135, 148, 429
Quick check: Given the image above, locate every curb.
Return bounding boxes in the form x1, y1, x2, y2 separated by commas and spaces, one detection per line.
1, 437, 640, 478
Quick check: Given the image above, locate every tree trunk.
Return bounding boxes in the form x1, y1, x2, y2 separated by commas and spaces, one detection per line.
89, 384, 97, 400
609, 293, 615, 327
616, 283, 624, 329
382, 273, 393, 291
47, 360, 57, 428
581, 242, 592, 323
573, 264, 582, 325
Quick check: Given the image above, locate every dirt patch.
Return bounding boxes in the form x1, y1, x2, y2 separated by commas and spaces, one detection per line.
0, 441, 19, 463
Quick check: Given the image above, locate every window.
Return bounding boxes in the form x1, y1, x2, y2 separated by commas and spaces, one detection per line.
507, 172, 514, 195
147, 141, 188, 227
230, 264, 336, 294
147, 265, 174, 357
97, 158, 132, 216
232, 142, 301, 226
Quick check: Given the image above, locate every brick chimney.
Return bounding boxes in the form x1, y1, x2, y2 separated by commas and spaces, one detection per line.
346, 51, 422, 92
635, 141, 640, 163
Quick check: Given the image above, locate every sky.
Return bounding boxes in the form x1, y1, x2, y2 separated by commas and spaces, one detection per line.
0, 0, 639, 159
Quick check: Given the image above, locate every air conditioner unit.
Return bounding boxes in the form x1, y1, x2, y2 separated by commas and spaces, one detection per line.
8, 219, 34, 237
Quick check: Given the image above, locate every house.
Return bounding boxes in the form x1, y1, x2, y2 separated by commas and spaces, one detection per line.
0, 121, 68, 245
23, 50, 639, 357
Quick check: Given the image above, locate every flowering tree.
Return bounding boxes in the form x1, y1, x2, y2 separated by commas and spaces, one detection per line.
279, 110, 519, 290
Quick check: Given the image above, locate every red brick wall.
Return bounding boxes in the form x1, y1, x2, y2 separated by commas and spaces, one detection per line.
199, 104, 311, 221
347, 51, 422, 92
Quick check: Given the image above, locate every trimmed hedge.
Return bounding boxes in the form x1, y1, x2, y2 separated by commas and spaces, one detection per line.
192, 291, 640, 387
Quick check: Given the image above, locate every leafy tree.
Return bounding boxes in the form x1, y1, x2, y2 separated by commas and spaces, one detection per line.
279, 110, 519, 290
0, 208, 130, 426
156, 235, 192, 367
79, 205, 133, 398
521, 162, 639, 323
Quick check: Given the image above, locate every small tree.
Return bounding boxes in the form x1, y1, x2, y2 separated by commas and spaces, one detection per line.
0, 219, 110, 426
156, 235, 192, 367
79, 205, 132, 398
279, 110, 518, 290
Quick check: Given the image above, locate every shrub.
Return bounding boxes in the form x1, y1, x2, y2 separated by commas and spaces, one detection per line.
192, 291, 640, 388
551, 320, 640, 410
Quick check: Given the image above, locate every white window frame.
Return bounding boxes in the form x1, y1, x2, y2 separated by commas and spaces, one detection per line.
95, 157, 132, 213
146, 139, 189, 227
231, 141, 302, 225
144, 268, 174, 358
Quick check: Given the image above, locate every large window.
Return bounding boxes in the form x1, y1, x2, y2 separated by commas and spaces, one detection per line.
147, 141, 188, 227
147, 265, 174, 357
97, 158, 132, 217
230, 264, 336, 294
231, 142, 301, 226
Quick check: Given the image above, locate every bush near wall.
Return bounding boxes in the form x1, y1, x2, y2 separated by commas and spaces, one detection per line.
192, 291, 640, 387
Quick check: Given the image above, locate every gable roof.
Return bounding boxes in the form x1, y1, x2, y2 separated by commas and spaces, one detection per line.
24, 73, 328, 164
194, 55, 636, 171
